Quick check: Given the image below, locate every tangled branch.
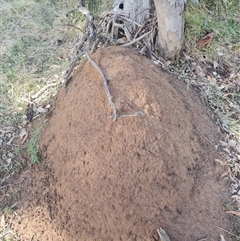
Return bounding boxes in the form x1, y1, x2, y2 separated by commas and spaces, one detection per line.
64, 1, 159, 120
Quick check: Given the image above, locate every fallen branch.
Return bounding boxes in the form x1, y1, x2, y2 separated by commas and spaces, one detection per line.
83, 48, 117, 121
122, 30, 152, 47
63, 0, 97, 95
32, 83, 58, 100
77, 0, 96, 49
64, 2, 160, 120
225, 210, 240, 217
63, 50, 85, 95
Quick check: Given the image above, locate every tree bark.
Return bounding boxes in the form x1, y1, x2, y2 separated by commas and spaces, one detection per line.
153, 0, 185, 59
113, 0, 150, 32
112, 0, 185, 59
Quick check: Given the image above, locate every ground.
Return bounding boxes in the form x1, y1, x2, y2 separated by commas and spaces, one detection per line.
1, 46, 234, 241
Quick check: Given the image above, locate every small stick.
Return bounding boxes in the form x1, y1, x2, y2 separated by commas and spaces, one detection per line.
216, 226, 238, 238
122, 30, 152, 47
63, 50, 85, 95
108, 111, 145, 119
157, 228, 171, 241
31, 83, 58, 100
196, 236, 208, 241
133, 18, 154, 40
66, 24, 85, 34
83, 49, 117, 121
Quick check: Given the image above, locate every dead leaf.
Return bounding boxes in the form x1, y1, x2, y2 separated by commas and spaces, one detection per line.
219, 141, 228, 147
197, 32, 214, 48
7, 136, 15, 145
220, 235, 226, 241
228, 139, 237, 147
21, 132, 28, 144
19, 128, 27, 139
0, 214, 5, 226
232, 195, 240, 202
215, 159, 224, 165
226, 210, 240, 217
36, 106, 47, 113
213, 60, 218, 69
19, 128, 28, 144
220, 172, 228, 178
50, 65, 60, 69
196, 65, 205, 77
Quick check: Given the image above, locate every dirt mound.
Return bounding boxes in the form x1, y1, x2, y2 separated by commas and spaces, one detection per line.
16, 46, 231, 241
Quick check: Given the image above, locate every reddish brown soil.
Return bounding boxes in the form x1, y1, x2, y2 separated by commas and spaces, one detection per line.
12, 46, 232, 240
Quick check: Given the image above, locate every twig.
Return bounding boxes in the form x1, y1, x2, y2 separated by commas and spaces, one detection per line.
133, 18, 154, 40
77, 0, 96, 48
31, 83, 58, 100
119, 16, 142, 27
131, 5, 155, 26
63, 51, 85, 95
83, 48, 117, 121
220, 235, 226, 241
196, 236, 208, 241
108, 111, 145, 119
216, 226, 238, 238
66, 24, 85, 34
122, 30, 152, 47
157, 228, 171, 241
195, 126, 215, 147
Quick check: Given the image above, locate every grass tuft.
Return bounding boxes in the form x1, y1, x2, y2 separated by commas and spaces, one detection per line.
0, 0, 79, 127
27, 124, 45, 163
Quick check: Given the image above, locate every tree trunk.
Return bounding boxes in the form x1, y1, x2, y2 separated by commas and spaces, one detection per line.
113, 0, 150, 32
113, 0, 185, 59
153, 0, 185, 58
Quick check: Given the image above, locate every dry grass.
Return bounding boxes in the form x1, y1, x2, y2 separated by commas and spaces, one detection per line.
0, 0, 80, 127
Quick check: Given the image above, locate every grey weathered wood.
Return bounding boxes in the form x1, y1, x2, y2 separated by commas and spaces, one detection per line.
113, 0, 150, 32
153, 0, 185, 58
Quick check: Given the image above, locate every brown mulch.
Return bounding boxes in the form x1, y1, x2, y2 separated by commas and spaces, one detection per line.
3, 46, 234, 241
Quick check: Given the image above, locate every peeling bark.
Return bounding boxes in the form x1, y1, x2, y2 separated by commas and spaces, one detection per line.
113, 0, 150, 32
153, 0, 185, 58
112, 0, 185, 59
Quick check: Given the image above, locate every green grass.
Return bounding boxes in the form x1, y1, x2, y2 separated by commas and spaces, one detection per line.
184, 2, 240, 237
184, 0, 240, 143
88, 0, 112, 17
27, 124, 45, 163
2, 207, 14, 216
0, 0, 79, 127
0, 0, 114, 127
185, 0, 240, 60
2, 233, 19, 241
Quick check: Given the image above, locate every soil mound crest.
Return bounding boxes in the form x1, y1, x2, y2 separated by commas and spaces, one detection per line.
19, 46, 231, 241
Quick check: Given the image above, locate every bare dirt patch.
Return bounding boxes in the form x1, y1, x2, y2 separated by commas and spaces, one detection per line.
8, 46, 233, 240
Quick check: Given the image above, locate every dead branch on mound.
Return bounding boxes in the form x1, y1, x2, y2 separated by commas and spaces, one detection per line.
63, 50, 85, 94
64, 1, 160, 85
107, 111, 145, 120
64, 1, 162, 120
63, 0, 96, 94
83, 48, 117, 121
